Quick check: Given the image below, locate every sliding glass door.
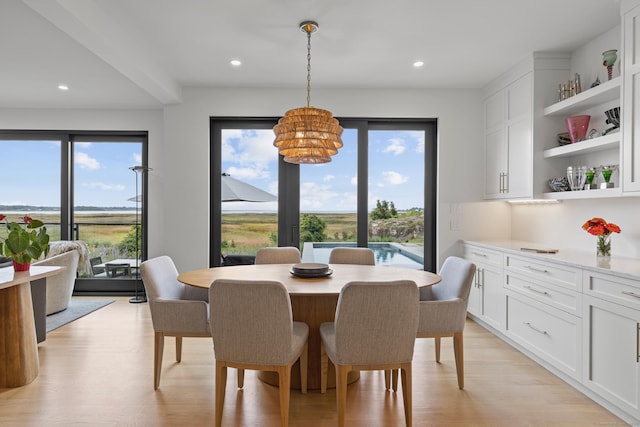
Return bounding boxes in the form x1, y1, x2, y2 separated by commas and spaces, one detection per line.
0, 131, 148, 294
211, 118, 437, 271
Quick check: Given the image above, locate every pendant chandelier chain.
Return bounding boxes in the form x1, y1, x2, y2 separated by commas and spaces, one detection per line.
306, 27, 312, 107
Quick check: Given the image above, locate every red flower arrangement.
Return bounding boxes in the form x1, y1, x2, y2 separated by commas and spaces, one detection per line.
582, 217, 620, 257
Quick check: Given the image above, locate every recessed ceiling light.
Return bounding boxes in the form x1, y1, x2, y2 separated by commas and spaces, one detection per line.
230, 59, 242, 67
413, 61, 424, 68
57, 84, 69, 90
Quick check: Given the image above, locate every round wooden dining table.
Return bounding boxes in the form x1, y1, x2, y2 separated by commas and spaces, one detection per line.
178, 263, 441, 390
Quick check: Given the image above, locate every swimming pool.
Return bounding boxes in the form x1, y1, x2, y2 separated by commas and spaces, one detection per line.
301, 242, 424, 269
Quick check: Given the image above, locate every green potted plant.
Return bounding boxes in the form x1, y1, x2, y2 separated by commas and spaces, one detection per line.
0, 214, 50, 271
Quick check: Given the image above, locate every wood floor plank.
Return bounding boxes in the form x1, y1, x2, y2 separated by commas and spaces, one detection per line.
0, 297, 630, 426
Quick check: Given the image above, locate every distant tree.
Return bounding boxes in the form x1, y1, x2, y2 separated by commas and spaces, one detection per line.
370, 200, 398, 220
300, 214, 326, 242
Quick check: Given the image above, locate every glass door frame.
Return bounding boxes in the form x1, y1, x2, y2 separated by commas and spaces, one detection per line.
0, 130, 149, 294
210, 117, 437, 272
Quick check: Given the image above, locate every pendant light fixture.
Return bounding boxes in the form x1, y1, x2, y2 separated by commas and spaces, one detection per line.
273, 21, 343, 164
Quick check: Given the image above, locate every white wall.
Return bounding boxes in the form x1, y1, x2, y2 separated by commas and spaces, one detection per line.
163, 87, 488, 272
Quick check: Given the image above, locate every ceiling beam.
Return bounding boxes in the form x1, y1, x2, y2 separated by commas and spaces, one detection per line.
22, 0, 182, 105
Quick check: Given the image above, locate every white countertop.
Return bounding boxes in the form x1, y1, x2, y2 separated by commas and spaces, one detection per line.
463, 240, 640, 281
0, 266, 63, 290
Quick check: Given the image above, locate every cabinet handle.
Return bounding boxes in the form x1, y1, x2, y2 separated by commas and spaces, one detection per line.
503, 172, 509, 193
523, 322, 548, 335
471, 252, 488, 258
524, 285, 549, 296
622, 291, 640, 299
499, 173, 506, 193
637, 324, 640, 363
525, 265, 549, 274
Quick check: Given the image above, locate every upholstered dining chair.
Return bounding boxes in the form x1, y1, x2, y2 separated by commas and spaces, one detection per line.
386, 256, 476, 391
328, 247, 375, 265
254, 246, 301, 264
320, 280, 419, 427
140, 256, 210, 390
210, 279, 309, 427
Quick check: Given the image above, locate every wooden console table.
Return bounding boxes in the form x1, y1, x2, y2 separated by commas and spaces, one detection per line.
0, 266, 62, 388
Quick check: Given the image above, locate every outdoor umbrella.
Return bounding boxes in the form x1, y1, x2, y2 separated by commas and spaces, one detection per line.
221, 173, 277, 202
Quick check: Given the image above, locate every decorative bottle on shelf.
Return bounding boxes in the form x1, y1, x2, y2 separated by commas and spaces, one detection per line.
602, 49, 618, 81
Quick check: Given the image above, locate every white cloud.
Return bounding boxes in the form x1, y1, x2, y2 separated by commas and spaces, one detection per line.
226, 166, 270, 180
75, 142, 92, 149
350, 176, 357, 186
323, 174, 335, 181
82, 182, 125, 191
383, 138, 406, 155
75, 152, 100, 170
383, 171, 409, 185
222, 129, 278, 167
300, 181, 339, 210
133, 153, 142, 164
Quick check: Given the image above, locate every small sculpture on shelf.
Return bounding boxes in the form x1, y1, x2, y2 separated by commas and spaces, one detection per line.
602, 107, 620, 135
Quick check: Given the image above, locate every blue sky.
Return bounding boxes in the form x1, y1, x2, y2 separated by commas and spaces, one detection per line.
0, 130, 425, 212
221, 128, 425, 212
0, 140, 141, 208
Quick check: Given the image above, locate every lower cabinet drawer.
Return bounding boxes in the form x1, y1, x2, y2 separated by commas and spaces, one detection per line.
506, 291, 582, 380
505, 273, 581, 316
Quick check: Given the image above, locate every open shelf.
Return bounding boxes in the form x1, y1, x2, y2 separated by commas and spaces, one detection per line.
542, 188, 622, 200
543, 77, 621, 116
543, 132, 620, 158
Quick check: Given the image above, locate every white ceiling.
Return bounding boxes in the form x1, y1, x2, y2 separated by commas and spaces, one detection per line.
2, 0, 622, 109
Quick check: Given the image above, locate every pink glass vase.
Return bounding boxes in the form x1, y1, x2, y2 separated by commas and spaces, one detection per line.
566, 115, 591, 144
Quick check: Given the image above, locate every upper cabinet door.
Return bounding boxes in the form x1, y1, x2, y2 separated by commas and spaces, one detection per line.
483, 73, 533, 200
623, 2, 640, 192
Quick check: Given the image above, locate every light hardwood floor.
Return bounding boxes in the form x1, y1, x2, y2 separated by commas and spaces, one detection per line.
0, 297, 630, 426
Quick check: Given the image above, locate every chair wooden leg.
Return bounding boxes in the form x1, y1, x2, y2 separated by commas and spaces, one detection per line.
277, 366, 292, 427
400, 363, 412, 427
392, 368, 398, 392
154, 332, 164, 390
237, 369, 245, 388
336, 365, 350, 427
320, 340, 328, 394
175, 336, 183, 363
384, 370, 391, 390
299, 341, 308, 394
435, 336, 441, 363
215, 362, 227, 427
453, 331, 464, 389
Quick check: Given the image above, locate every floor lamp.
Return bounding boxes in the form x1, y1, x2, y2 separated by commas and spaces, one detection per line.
129, 165, 150, 303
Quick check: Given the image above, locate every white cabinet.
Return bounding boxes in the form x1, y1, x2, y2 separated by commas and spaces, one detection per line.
462, 240, 640, 424
582, 270, 640, 418
463, 244, 505, 331
583, 294, 640, 417
504, 255, 582, 380
483, 53, 571, 200
484, 73, 532, 199
623, 2, 640, 192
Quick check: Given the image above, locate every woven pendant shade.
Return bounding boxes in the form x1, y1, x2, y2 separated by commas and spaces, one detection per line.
274, 106, 343, 164
273, 21, 343, 164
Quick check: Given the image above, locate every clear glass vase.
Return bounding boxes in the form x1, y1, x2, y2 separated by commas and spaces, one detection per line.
596, 234, 612, 258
